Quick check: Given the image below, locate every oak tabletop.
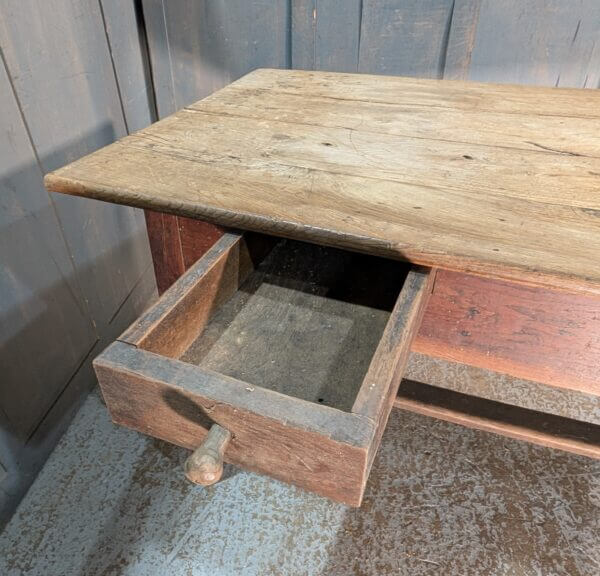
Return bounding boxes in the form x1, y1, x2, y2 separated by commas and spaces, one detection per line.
45, 68, 600, 293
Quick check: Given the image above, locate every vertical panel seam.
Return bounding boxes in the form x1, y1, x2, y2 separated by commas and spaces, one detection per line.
24, 336, 100, 444
135, 0, 159, 123
107, 262, 154, 325
443, 0, 482, 81
286, 0, 292, 68
0, 46, 45, 181
313, 0, 318, 70
98, 0, 130, 134
357, 0, 364, 72
438, 0, 457, 80
160, 0, 177, 113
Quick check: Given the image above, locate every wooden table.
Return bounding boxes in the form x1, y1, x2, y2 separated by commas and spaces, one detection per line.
45, 69, 600, 504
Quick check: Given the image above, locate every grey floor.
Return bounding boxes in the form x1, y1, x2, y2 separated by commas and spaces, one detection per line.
1, 373, 599, 576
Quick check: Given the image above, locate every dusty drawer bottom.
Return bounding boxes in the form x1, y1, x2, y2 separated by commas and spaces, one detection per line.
94, 232, 434, 506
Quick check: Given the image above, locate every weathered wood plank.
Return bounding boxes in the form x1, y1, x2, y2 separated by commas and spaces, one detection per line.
120, 233, 247, 356
178, 217, 224, 270
145, 213, 225, 294
194, 82, 600, 156
140, 0, 177, 118
358, 0, 455, 78
413, 270, 600, 396
354, 268, 436, 473
406, 352, 600, 426
45, 134, 600, 294
101, 0, 155, 132
143, 210, 185, 295
232, 68, 600, 117
134, 109, 600, 208
291, 0, 316, 70
147, 0, 289, 110
395, 380, 600, 460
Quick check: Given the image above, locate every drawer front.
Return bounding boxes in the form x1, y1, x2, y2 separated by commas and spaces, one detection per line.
94, 232, 435, 506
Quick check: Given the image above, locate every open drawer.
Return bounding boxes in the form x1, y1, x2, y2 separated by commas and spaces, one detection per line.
94, 232, 435, 506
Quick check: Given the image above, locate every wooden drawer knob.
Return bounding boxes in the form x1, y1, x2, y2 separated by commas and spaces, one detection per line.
184, 424, 231, 486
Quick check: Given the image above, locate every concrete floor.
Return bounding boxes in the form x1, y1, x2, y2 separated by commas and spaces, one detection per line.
1, 382, 599, 576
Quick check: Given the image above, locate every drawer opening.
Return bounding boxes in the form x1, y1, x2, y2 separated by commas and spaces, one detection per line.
136, 233, 409, 411
181, 238, 408, 410
102, 231, 434, 506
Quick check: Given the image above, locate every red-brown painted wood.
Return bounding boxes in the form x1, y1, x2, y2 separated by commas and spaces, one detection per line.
144, 212, 223, 294
413, 270, 600, 396
144, 211, 185, 294
178, 217, 224, 269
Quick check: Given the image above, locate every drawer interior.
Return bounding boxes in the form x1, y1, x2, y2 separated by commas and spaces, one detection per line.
178, 238, 408, 410
99, 231, 433, 506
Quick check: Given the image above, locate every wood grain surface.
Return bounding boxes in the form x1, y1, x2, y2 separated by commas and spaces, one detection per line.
120, 232, 249, 356
353, 268, 435, 475
94, 341, 373, 507
45, 68, 600, 293
144, 211, 224, 294
413, 270, 600, 395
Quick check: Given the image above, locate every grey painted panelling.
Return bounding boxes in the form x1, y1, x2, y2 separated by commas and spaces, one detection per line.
0, 0, 152, 329
144, 0, 289, 115
358, 0, 455, 78
0, 56, 97, 441
0, 0, 156, 526
469, 0, 600, 88
101, 0, 157, 132
292, 0, 362, 72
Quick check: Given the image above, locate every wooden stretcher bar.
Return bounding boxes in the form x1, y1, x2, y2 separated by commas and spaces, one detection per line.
395, 380, 600, 460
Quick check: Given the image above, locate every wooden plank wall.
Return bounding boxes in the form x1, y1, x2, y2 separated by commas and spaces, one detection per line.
0, 0, 157, 526
468, 0, 600, 87
142, 0, 600, 129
